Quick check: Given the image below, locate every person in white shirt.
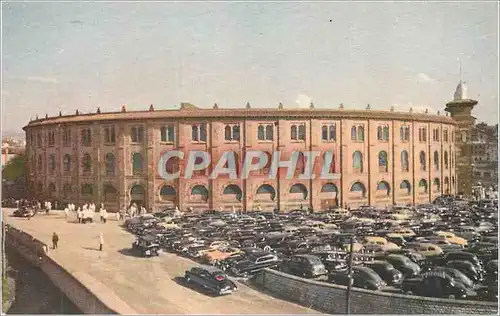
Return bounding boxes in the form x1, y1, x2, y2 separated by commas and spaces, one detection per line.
99, 205, 108, 223
77, 207, 82, 224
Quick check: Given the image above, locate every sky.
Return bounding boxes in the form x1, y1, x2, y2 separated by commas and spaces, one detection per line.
1, 1, 498, 133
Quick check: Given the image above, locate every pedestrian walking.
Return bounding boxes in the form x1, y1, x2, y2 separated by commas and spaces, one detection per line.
52, 232, 59, 249
28, 208, 34, 220
99, 233, 104, 251
77, 207, 83, 224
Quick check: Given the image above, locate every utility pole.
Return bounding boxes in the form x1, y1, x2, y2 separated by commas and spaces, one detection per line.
345, 235, 355, 314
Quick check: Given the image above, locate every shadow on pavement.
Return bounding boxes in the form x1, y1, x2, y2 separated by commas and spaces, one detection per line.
171, 276, 221, 297
117, 248, 142, 258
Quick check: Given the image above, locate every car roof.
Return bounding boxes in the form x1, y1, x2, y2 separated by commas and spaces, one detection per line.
196, 265, 225, 273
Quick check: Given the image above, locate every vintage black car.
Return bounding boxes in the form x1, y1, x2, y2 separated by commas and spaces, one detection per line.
279, 254, 327, 278
132, 235, 160, 257
401, 272, 475, 299
184, 265, 237, 295
13, 207, 32, 217
231, 251, 281, 277
328, 266, 386, 291
381, 254, 421, 277
364, 261, 403, 286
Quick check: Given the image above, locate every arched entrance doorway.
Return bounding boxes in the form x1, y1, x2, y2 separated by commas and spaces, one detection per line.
130, 184, 146, 208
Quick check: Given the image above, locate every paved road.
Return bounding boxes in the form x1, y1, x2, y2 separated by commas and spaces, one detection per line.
3, 209, 317, 314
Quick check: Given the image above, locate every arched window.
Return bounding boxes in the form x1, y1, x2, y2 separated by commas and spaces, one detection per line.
378, 151, 388, 172
298, 125, 306, 140
419, 179, 428, 193
433, 178, 441, 192
130, 185, 145, 204
419, 151, 426, 171
47, 183, 56, 197
321, 183, 338, 193
321, 126, 328, 140
132, 153, 143, 175
291, 125, 298, 140
82, 153, 91, 174
63, 183, 72, 197
401, 150, 409, 172
48, 154, 55, 173
433, 151, 439, 170
358, 126, 365, 141
376, 181, 391, 196
103, 184, 118, 201
377, 126, 383, 140
192, 125, 199, 141
351, 126, 357, 140
383, 126, 390, 140
256, 184, 276, 201
105, 153, 116, 175
289, 183, 308, 200
224, 125, 232, 141
444, 151, 449, 169
199, 123, 207, 141
400, 180, 411, 195
160, 185, 176, 201
81, 184, 93, 196
265, 125, 273, 140
350, 182, 366, 197
223, 184, 242, 201
63, 154, 71, 172
258, 125, 265, 140
444, 177, 450, 194
191, 185, 209, 201
353, 151, 363, 172
232, 125, 240, 141
329, 125, 336, 141
37, 154, 43, 171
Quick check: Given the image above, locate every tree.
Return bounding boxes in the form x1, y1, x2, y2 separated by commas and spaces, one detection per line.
2, 154, 27, 199
2, 154, 25, 182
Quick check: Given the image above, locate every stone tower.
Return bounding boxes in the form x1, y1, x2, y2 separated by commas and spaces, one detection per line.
445, 80, 478, 196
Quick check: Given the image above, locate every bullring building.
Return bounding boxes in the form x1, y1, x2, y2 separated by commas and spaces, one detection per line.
25, 85, 476, 212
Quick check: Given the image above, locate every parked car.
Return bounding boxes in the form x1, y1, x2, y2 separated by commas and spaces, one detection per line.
430, 266, 474, 289
184, 265, 237, 295
279, 254, 327, 278
382, 254, 420, 277
328, 266, 386, 291
364, 261, 403, 285
447, 260, 484, 283
401, 272, 475, 299
132, 235, 160, 257
231, 251, 281, 277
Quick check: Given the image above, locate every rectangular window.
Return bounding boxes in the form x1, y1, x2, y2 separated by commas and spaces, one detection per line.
191, 123, 207, 143
81, 128, 91, 146
37, 133, 42, 147
258, 124, 274, 141
63, 129, 72, 147
161, 125, 175, 143
104, 127, 116, 144
131, 126, 144, 143
321, 124, 336, 142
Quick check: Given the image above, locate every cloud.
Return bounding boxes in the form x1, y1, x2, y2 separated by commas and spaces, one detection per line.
26, 76, 59, 84
416, 73, 437, 83
295, 94, 312, 108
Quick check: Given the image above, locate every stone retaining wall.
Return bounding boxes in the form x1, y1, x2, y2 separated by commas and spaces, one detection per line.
252, 268, 498, 314
5, 225, 136, 315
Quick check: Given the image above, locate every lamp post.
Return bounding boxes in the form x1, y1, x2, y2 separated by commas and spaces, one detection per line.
345, 235, 355, 314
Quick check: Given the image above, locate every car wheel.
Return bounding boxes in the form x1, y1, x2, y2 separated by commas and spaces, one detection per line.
448, 294, 456, 300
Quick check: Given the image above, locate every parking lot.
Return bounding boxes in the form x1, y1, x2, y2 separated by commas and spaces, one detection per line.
2, 208, 317, 314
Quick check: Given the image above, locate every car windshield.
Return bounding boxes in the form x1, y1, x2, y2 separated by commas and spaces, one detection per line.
307, 256, 323, 265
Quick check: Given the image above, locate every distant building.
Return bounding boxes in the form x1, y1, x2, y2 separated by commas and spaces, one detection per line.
471, 122, 498, 189
1, 143, 25, 166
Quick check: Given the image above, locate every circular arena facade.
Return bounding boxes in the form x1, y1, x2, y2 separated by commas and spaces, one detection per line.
24, 103, 457, 212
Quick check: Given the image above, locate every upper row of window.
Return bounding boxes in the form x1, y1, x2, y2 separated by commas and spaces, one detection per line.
33, 124, 454, 147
